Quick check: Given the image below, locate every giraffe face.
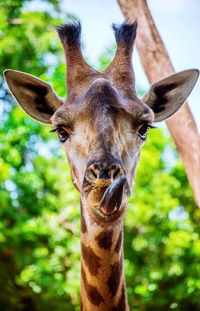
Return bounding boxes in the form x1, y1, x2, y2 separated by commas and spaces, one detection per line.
4, 22, 199, 226
51, 79, 154, 224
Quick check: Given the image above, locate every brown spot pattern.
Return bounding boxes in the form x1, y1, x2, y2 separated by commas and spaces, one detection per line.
107, 256, 123, 297
96, 230, 113, 251
80, 298, 83, 311
81, 267, 104, 307
114, 231, 122, 253
81, 244, 101, 276
111, 284, 126, 311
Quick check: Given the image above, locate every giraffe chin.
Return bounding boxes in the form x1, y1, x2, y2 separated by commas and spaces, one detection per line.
86, 176, 129, 225
92, 204, 126, 224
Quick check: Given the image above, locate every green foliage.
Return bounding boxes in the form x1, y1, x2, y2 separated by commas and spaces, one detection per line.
0, 1, 200, 310
125, 130, 200, 311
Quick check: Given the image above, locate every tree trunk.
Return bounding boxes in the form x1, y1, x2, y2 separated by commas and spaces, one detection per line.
117, 0, 200, 208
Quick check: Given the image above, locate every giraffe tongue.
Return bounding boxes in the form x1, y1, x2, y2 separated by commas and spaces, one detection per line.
99, 176, 126, 216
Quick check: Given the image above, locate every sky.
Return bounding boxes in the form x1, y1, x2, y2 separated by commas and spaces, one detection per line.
60, 0, 200, 129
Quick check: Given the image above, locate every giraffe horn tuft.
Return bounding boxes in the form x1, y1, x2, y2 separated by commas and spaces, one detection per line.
57, 21, 98, 99
112, 20, 137, 51
103, 21, 137, 97
57, 21, 81, 47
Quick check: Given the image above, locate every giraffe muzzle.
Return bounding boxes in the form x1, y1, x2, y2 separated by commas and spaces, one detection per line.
83, 170, 129, 223
98, 175, 126, 216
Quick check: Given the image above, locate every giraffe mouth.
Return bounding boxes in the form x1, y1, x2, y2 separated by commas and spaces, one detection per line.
92, 176, 128, 223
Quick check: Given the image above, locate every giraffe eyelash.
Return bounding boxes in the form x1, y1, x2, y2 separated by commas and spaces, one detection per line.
50, 126, 70, 143
140, 123, 156, 130
50, 125, 69, 133
148, 124, 156, 129
138, 123, 156, 141
50, 128, 58, 133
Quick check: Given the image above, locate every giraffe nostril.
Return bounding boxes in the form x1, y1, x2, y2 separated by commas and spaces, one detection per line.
113, 167, 121, 179
86, 162, 123, 183
87, 164, 99, 182
111, 164, 122, 180
93, 163, 99, 170
91, 169, 98, 179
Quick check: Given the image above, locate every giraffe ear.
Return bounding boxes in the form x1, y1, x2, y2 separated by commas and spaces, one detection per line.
142, 69, 199, 122
4, 69, 63, 124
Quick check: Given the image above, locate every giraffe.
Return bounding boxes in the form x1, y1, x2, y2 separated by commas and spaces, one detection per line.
4, 21, 199, 311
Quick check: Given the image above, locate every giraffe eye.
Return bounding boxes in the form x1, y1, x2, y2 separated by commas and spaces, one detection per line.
138, 124, 149, 140
53, 127, 69, 143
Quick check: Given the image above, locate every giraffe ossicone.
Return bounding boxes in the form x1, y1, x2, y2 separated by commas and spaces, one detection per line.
4, 21, 199, 311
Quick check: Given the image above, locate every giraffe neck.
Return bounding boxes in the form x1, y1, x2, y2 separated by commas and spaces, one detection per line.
80, 203, 129, 311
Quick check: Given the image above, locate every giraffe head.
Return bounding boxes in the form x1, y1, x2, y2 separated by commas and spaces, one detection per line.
4, 21, 199, 226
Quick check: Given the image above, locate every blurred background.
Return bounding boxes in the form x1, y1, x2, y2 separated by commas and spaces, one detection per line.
0, 1, 200, 310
